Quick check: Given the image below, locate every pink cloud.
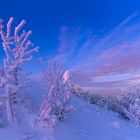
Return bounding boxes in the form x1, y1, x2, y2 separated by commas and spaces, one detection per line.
50, 13, 140, 94
94, 47, 140, 76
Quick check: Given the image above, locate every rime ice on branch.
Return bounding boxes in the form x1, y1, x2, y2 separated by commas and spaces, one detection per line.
38, 61, 73, 128
0, 17, 38, 84
0, 17, 38, 124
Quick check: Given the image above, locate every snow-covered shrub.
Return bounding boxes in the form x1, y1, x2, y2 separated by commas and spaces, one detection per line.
116, 90, 140, 124
84, 88, 140, 125
16, 72, 33, 114
123, 98, 140, 125
38, 61, 73, 128
89, 93, 131, 119
75, 88, 91, 101
0, 17, 38, 124
90, 94, 107, 107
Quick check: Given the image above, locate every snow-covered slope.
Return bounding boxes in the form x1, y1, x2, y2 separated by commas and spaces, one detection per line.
55, 97, 140, 140
0, 81, 140, 140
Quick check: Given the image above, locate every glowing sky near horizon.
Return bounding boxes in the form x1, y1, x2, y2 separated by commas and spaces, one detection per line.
0, 0, 140, 94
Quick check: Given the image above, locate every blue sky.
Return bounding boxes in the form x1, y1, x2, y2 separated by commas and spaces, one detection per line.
1, 0, 140, 94
0, 0, 139, 54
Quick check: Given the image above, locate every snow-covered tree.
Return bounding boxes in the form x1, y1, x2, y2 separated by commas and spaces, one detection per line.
0, 17, 38, 124
37, 61, 73, 128
124, 98, 140, 125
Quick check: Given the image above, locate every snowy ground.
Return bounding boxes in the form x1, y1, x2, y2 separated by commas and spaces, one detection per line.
0, 95, 140, 140
55, 97, 140, 140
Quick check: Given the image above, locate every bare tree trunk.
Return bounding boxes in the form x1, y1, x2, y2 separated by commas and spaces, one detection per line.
38, 86, 54, 120
6, 92, 14, 124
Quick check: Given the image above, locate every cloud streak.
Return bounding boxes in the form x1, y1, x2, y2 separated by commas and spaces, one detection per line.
52, 13, 140, 95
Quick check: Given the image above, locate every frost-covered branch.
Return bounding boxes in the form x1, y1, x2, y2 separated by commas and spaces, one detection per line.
0, 17, 38, 124
38, 60, 73, 128
0, 17, 38, 74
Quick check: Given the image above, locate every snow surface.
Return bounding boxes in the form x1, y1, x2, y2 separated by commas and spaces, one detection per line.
55, 97, 140, 140
0, 81, 140, 140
